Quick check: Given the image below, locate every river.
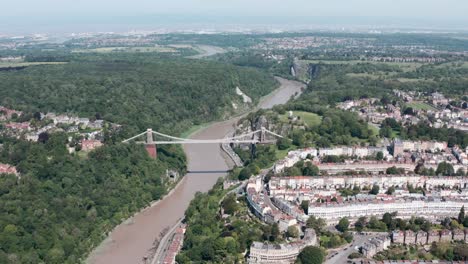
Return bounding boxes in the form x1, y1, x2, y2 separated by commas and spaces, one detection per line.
187, 45, 226, 59
87, 77, 305, 264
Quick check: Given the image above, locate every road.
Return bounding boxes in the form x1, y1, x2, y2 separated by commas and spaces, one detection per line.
150, 219, 183, 264
325, 233, 381, 264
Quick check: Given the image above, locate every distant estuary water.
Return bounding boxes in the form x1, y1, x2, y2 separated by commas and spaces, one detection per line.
87, 77, 305, 264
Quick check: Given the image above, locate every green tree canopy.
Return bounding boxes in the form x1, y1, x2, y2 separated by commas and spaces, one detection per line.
296, 246, 325, 264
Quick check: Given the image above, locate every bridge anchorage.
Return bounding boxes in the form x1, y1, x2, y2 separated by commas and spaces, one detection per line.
122, 127, 285, 158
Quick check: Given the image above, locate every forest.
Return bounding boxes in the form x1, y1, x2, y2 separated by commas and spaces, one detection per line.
0, 52, 278, 136
176, 179, 292, 263
0, 133, 186, 263
301, 62, 468, 105
0, 51, 279, 263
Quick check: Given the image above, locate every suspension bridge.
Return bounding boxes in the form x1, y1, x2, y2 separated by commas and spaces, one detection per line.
122, 127, 284, 158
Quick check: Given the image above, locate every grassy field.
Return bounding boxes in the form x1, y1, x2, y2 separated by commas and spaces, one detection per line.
407, 101, 438, 111
275, 145, 297, 160
300, 59, 423, 72
179, 121, 216, 138
279, 111, 322, 127
0, 62, 67, 68
396, 77, 434, 83
435, 61, 468, 69
72, 46, 177, 53
368, 124, 380, 136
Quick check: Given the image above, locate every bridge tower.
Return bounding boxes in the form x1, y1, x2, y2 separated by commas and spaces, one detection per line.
145, 128, 157, 158
260, 127, 266, 143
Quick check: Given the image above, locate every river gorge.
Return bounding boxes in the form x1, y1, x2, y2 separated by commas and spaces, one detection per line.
88, 77, 305, 264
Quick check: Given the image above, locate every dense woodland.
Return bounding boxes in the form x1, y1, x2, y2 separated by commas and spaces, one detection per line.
176, 179, 292, 263
0, 51, 278, 263
0, 53, 278, 135
302, 63, 468, 104
0, 133, 185, 263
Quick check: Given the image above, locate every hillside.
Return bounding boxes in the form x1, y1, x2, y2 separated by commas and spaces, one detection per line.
0, 52, 278, 263
0, 53, 278, 136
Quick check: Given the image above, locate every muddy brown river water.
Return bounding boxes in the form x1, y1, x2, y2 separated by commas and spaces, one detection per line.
87, 77, 305, 264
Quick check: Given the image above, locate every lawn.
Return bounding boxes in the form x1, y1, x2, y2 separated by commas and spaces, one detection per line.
407, 101, 438, 111
279, 111, 322, 127
0, 62, 67, 68
72, 46, 176, 53
319, 235, 331, 247
180, 122, 213, 138
275, 145, 297, 160
368, 123, 380, 136
346, 72, 381, 79
300, 59, 423, 72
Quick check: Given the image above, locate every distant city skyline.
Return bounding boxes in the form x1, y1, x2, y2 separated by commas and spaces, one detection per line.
2, 0, 468, 34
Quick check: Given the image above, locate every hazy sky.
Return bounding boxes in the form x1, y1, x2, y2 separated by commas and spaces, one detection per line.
4, 0, 468, 19
2, 0, 468, 33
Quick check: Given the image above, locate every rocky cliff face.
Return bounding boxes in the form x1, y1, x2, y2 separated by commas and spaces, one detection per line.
254, 115, 268, 131
308, 64, 320, 79
234, 111, 290, 145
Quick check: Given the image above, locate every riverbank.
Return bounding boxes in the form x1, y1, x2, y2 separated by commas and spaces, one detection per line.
85, 175, 187, 263
86, 77, 305, 264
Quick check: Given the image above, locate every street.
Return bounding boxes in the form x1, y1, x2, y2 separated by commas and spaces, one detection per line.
325, 233, 382, 264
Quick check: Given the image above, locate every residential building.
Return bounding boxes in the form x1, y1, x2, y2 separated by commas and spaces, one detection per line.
248, 229, 317, 264
0, 163, 18, 175
81, 139, 103, 151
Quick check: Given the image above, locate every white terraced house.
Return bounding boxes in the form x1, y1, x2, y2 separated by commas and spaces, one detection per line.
308, 199, 468, 225
269, 175, 468, 192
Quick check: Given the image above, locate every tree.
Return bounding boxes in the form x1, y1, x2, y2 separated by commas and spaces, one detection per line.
459, 205, 465, 224
369, 184, 380, 195
222, 194, 238, 215
355, 216, 367, 232
33, 111, 42, 120
386, 166, 399, 174
376, 151, 384, 161
329, 234, 342, 248
303, 163, 319, 176
337, 217, 350, 232
296, 246, 325, 264
300, 200, 310, 215
287, 226, 299, 238
450, 220, 463, 230
352, 185, 360, 194
46, 247, 65, 264
431, 242, 455, 261
342, 231, 354, 243
379, 126, 393, 138
456, 168, 466, 176
276, 138, 291, 150
436, 162, 455, 176
38, 132, 50, 144
348, 252, 363, 259
238, 167, 252, 180
454, 244, 468, 261
306, 216, 326, 235
386, 186, 396, 195
285, 166, 302, 176
396, 218, 407, 230
442, 217, 452, 228
421, 221, 432, 232
271, 223, 280, 241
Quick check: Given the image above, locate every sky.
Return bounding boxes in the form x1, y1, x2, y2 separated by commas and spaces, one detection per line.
2, 0, 468, 33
